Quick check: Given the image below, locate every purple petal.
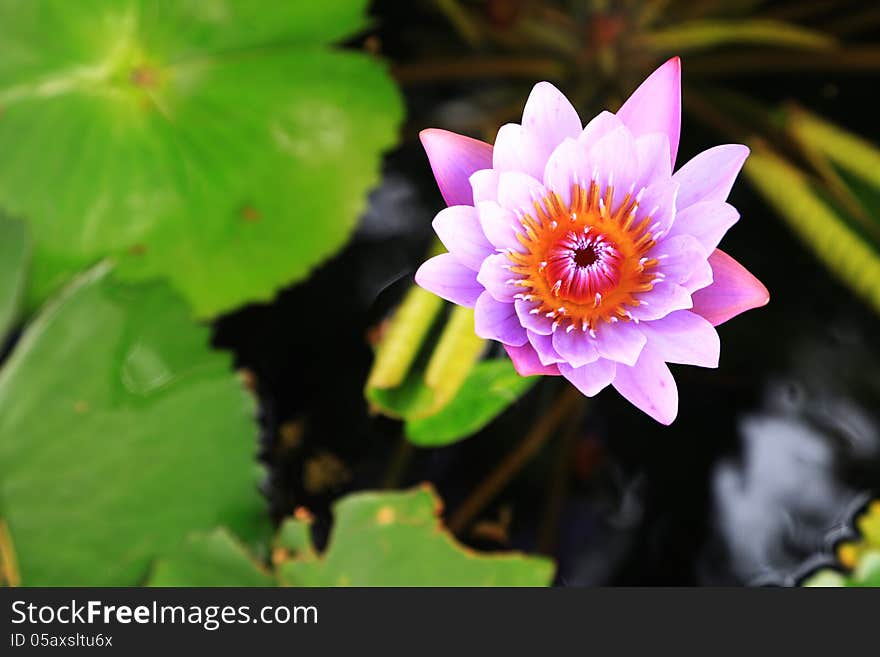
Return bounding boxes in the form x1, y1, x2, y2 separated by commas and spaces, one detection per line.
583, 126, 639, 213
420, 129, 493, 207
639, 310, 720, 368
497, 171, 549, 215
635, 133, 673, 190
552, 327, 599, 368
594, 320, 646, 366
504, 343, 561, 376
616, 57, 681, 168
477, 200, 525, 252
432, 205, 493, 271
612, 348, 678, 425
673, 145, 750, 210
578, 111, 625, 151
666, 200, 739, 252
630, 281, 693, 321
474, 292, 527, 346
492, 123, 546, 180
470, 169, 499, 204
522, 81, 582, 155
559, 359, 617, 397
515, 299, 554, 335
544, 137, 590, 208
691, 249, 769, 326
415, 253, 483, 308
636, 179, 678, 239
652, 234, 712, 292
528, 330, 564, 366
477, 253, 518, 303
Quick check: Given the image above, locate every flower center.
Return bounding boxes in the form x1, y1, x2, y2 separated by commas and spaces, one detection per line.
506, 182, 662, 332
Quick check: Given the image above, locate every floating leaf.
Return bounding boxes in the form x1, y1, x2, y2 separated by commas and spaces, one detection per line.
0, 0, 403, 317
148, 528, 274, 587
802, 501, 880, 587
0, 265, 268, 585
406, 359, 536, 447
744, 145, 880, 315
0, 215, 29, 340
637, 19, 835, 52
277, 486, 554, 586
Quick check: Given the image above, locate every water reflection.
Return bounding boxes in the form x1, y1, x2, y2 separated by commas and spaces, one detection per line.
709, 326, 880, 585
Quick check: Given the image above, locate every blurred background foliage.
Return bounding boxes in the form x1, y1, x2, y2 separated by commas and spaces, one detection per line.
1, 0, 879, 587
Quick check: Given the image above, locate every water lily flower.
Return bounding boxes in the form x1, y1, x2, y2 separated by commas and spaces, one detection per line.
415, 58, 769, 424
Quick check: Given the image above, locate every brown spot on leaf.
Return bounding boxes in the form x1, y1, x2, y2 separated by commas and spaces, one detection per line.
240, 205, 261, 223
130, 66, 158, 89
73, 400, 89, 414
375, 506, 396, 526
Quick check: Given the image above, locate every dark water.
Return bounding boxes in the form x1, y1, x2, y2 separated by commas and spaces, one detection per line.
214, 1, 880, 585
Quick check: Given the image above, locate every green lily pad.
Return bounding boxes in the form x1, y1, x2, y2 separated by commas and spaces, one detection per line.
406, 359, 537, 447
0, 0, 403, 317
0, 215, 29, 340
277, 486, 554, 586
148, 528, 274, 587
0, 265, 268, 585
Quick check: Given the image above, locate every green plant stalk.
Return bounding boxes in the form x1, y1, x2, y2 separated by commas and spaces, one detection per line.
744, 145, 880, 315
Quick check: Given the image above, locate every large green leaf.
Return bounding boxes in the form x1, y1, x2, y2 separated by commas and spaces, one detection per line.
148, 528, 274, 587
406, 359, 537, 447
0, 215, 29, 340
277, 486, 554, 586
0, 265, 268, 585
0, 0, 403, 317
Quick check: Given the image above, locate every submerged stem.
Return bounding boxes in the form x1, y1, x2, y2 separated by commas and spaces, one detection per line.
449, 385, 584, 534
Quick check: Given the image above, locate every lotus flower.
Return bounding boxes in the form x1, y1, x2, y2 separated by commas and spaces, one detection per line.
415, 58, 768, 424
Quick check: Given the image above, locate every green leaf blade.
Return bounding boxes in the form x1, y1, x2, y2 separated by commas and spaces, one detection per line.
0, 266, 269, 585
406, 359, 537, 447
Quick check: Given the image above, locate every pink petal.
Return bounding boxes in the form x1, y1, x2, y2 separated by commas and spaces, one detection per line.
420, 129, 493, 207
666, 200, 739, 252
578, 111, 625, 151
477, 200, 525, 252
432, 205, 493, 271
673, 144, 750, 210
691, 249, 769, 326
470, 169, 500, 204
652, 234, 712, 292
504, 343, 561, 376
612, 348, 678, 425
496, 171, 548, 215
515, 299, 554, 335
636, 179, 678, 238
528, 330, 565, 366
594, 321, 647, 366
631, 281, 693, 321
616, 57, 681, 168
559, 359, 617, 397
544, 137, 589, 208
477, 253, 518, 303
583, 126, 639, 213
522, 81, 582, 155
415, 253, 483, 308
639, 311, 720, 368
552, 327, 599, 368
634, 133, 673, 194
474, 292, 527, 346
492, 123, 546, 180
